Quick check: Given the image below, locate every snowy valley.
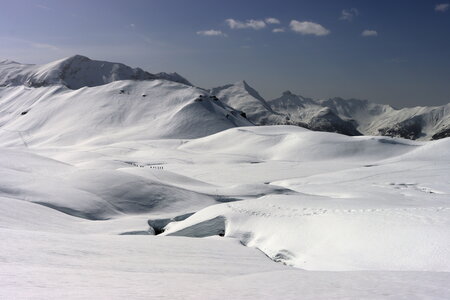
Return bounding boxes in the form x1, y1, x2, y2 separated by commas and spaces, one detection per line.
0, 56, 449, 299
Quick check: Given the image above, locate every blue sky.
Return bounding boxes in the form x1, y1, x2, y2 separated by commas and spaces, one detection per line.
1, 0, 449, 107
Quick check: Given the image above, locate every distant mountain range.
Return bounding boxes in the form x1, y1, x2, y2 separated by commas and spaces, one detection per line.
0, 55, 448, 141
210, 81, 450, 140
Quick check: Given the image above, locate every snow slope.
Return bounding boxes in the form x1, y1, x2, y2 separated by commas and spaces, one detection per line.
0, 56, 449, 299
1, 124, 449, 298
161, 127, 450, 272
1, 126, 449, 298
0, 80, 250, 146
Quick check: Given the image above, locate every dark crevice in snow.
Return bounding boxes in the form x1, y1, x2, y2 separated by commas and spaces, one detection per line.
148, 212, 195, 235
165, 216, 226, 238
119, 230, 153, 235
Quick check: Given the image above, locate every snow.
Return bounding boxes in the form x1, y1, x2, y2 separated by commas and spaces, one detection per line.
0, 56, 449, 299
0, 55, 191, 89
210, 81, 285, 125
0, 80, 250, 146
212, 82, 450, 140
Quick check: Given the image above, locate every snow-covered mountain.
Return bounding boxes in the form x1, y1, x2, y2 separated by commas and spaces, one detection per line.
319, 97, 450, 140
0, 55, 191, 89
212, 82, 450, 140
210, 80, 286, 125
0, 55, 449, 298
0, 56, 252, 146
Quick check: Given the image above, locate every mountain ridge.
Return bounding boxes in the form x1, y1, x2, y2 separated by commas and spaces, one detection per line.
213, 81, 450, 140
1, 55, 448, 141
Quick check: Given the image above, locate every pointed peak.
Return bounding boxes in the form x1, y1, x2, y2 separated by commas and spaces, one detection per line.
233, 80, 248, 87
60, 54, 91, 63
282, 90, 293, 96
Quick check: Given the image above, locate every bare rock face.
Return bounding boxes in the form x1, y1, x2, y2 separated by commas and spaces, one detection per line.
378, 117, 424, 140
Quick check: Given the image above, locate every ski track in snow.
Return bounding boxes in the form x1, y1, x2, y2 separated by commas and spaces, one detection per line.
225, 203, 450, 228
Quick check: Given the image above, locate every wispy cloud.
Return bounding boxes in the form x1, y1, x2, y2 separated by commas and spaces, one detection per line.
290, 20, 330, 36
265, 17, 280, 24
35, 4, 51, 10
31, 42, 60, 51
362, 30, 378, 37
272, 28, 285, 33
225, 19, 266, 30
196, 30, 227, 37
339, 8, 359, 21
435, 3, 449, 12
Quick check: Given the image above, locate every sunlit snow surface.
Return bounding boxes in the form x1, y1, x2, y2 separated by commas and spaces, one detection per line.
0, 81, 449, 298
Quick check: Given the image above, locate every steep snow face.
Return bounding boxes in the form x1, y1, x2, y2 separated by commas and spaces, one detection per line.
269, 91, 320, 124
210, 81, 285, 125
155, 72, 192, 86
0, 80, 251, 146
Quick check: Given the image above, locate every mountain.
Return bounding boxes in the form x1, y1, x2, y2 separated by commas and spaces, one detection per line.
1, 56, 449, 298
269, 91, 362, 136
1, 55, 448, 141
0, 56, 252, 146
0, 55, 191, 89
0, 81, 251, 147
155, 72, 192, 86
210, 81, 286, 125
212, 82, 450, 140
319, 97, 450, 140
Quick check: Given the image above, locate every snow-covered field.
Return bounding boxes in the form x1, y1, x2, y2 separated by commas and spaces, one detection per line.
0, 56, 449, 299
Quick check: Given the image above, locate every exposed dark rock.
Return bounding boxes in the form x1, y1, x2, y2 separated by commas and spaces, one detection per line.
378, 117, 424, 140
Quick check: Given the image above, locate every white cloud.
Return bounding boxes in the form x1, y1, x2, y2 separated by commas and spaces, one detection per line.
196, 30, 227, 37
289, 20, 330, 36
35, 4, 51, 10
362, 30, 378, 37
225, 19, 266, 30
130, 23, 136, 28
339, 8, 359, 21
265, 17, 280, 24
31, 43, 60, 51
272, 28, 285, 33
435, 3, 449, 12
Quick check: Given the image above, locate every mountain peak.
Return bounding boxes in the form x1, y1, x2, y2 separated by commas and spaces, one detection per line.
62, 54, 91, 63
0, 55, 194, 89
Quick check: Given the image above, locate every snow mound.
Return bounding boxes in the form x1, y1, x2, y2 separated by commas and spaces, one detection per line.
180, 125, 419, 162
